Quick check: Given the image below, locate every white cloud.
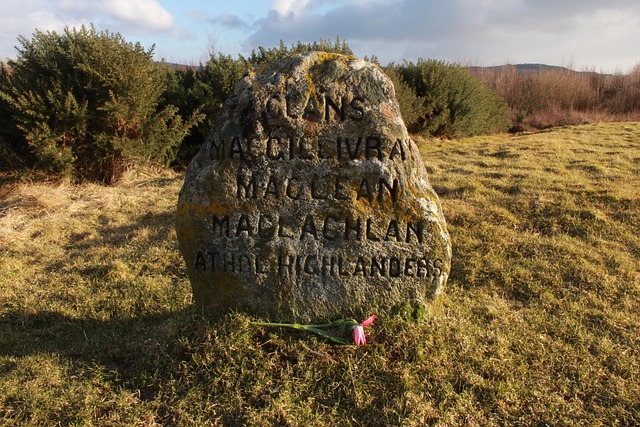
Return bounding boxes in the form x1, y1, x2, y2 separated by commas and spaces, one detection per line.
270, 0, 312, 17
244, 0, 640, 72
2, 0, 638, 72
210, 13, 252, 31
56, 0, 174, 33
0, 1, 59, 34
103, 0, 173, 31
0, 0, 176, 61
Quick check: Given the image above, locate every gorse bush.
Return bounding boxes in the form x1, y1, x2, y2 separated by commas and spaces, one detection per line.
0, 26, 202, 182
384, 66, 426, 129
247, 37, 352, 65
396, 59, 511, 137
162, 54, 247, 165
0, 64, 28, 170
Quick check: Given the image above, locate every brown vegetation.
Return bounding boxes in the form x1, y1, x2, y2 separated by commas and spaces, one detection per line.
469, 64, 640, 130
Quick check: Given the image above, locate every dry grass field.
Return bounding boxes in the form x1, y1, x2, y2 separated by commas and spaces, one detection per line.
1, 123, 638, 426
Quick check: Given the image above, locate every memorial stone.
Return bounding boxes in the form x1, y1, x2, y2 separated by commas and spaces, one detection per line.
176, 52, 452, 322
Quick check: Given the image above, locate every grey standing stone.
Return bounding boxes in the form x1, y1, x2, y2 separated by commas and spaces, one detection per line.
176, 52, 451, 322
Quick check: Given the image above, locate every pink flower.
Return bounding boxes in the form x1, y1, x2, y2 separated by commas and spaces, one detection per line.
353, 315, 377, 345
353, 325, 366, 345
362, 315, 377, 327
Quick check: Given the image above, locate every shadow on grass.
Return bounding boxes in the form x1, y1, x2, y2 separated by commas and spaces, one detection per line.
0, 306, 418, 425
0, 307, 257, 424
0, 308, 196, 376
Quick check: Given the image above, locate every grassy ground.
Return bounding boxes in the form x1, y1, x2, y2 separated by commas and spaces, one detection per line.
1, 123, 639, 426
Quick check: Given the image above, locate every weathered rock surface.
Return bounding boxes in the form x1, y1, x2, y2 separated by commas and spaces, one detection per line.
176, 52, 451, 322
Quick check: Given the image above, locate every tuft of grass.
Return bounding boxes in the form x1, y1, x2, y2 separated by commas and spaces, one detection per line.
1, 123, 639, 425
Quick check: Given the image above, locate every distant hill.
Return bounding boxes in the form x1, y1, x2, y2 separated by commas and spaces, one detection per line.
466, 63, 610, 76
159, 62, 201, 71
159, 60, 612, 77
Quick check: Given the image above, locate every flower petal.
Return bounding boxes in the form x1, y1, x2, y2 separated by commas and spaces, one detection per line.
361, 315, 377, 327
353, 325, 366, 345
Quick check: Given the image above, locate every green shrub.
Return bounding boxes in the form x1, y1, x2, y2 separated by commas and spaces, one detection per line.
247, 37, 352, 65
384, 65, 425, 131
0, 64, 29, 171
162, 54, 248, 165
397, 59, 511, 137
0, 25, 202, 182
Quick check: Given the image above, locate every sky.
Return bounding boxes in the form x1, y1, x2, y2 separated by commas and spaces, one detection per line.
1, 0, 639, 73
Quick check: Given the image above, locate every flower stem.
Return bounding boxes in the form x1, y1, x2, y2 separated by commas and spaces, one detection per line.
251, 321, 352, 345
